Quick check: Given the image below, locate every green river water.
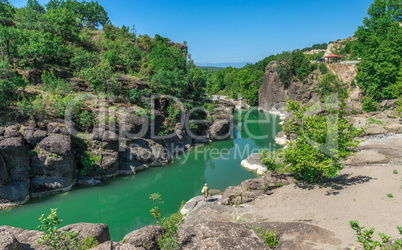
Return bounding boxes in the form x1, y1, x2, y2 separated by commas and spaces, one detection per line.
0, 110, 280, 241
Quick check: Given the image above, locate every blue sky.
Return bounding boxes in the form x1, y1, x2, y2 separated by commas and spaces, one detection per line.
10, 0, 373, 65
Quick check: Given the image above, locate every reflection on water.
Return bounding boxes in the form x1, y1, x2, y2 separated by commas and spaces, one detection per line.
0, 110, 280, 241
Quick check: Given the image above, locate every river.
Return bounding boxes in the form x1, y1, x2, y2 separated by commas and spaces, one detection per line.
0, 110, 280, 241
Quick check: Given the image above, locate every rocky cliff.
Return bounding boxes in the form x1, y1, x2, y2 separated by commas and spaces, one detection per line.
0, 102, 233, 209
258, 61, 319, 115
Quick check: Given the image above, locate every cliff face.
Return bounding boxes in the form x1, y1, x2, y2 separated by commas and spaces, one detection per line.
258, 61, 319, 114
0, 102, 233, 208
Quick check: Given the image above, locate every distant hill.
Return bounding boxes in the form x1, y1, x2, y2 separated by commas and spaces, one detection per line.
197, 66, 224, 71
196, 61, 252, 68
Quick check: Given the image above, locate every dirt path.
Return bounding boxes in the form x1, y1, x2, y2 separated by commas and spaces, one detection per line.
250, 134, 402, 249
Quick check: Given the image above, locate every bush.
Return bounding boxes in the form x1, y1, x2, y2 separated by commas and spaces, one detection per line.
75, 110, 96, 132
36, 209, 79, 250
361, 96, 379, 112
36, 209, 99, 250
315, 73, 347, 101
17, 93, 76, 121
319, 63, 328, 74
350, 221, 402, 249
69, 47, 98, 71
260, 150, 285, 172
276, 99, 361, 183
276, 50, 312, 86
41, 70, 71, 95
0, 64, 27, 108
149, 193, 183, 250
255, 227, 280, 248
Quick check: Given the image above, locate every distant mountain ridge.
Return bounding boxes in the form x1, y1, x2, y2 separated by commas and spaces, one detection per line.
196, 61, 252, 68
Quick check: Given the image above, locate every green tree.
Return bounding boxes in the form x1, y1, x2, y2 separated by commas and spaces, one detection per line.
262, 98, 361, 183
147, 45, 187, 73
0, 0, 15, 26
14, 7, 46, 31
0, 62, 27, 107
17, 29, 67, 67
0, 26, 21, 65
36, 208, 80, 250
81, 1, 109, 29
45, 0, 63, 10
26, 0, 45, 13
276, 50, 312, 86
186, 67, 209, 101
283, 99, 361, 182
149, 193, 183, 250
355, 0, 402, 100
150, 68, 187, 97
45, 7, 81, 42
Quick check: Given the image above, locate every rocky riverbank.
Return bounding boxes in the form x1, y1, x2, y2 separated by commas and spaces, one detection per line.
0, 101, 234, 209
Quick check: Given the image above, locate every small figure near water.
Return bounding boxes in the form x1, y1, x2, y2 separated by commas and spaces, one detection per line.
201, 183, 209, 201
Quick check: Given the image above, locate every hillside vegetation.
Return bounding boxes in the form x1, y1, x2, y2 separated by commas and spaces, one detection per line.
0, 0, 211, 130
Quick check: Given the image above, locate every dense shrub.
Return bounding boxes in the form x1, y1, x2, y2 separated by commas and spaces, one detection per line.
318, 63, 328, 75
0, 63, 27, 107
261, 99, 361, 183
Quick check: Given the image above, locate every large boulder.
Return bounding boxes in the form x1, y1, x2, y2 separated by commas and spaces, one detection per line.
78, 130, 121, 178
179, 221, 267, 250
30, 134, 76, 196
4, 125, 21, 138
0, 226, 43, 250
0, 181, 30, 202
59, 223, 110, 244
47, 122, 70, 135
92, 129, 120, 151
207, 119, 232, 141
220, 185, 267, 206
219, 185, 245, 205
22, 127, 47, 146
0, 137, 29, 181
123, 225, 164, 249
0, 229, 22, 250
119, 112, 146, 137
220, 171, 295, 206
37, 134, 72, 155
124, 139, 169, 167
96, 149, 119, 176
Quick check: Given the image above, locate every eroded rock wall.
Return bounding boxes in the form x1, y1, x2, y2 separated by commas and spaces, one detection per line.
258, 61, 319, 115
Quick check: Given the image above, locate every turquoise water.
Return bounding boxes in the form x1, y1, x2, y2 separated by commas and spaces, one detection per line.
0, 110, 280, 241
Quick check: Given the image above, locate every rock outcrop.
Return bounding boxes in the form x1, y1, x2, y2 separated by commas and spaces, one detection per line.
0, 226, 44, 249
122, 225, 164, 249
0, 137, 30, 203
258, 61, 319, 115
240, 153, 267, 175
59, 223, 110, 244
0, 223, 111, 250
0, 229, 22, 250
30, 134, 76, 197
0, 101, 234, 208
180, 221, 267, 250
220, 171, 295, 206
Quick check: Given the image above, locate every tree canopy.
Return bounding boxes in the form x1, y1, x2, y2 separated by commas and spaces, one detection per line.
354, 0, 402, 100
